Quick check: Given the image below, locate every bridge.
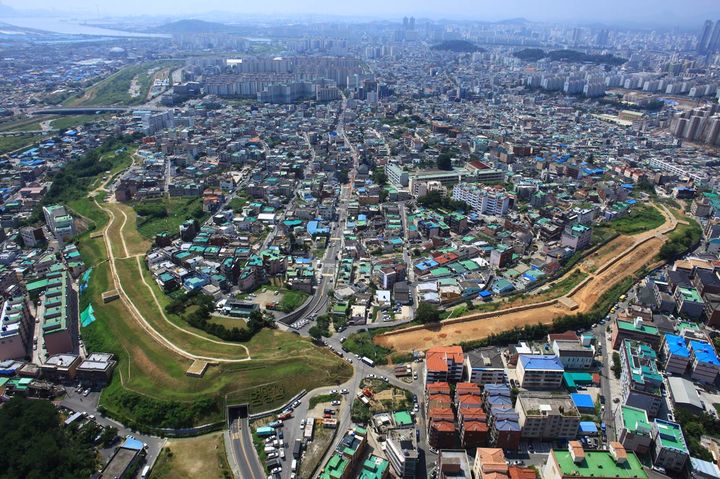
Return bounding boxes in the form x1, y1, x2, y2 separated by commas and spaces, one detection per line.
0, 129, 58, 137
32, 106, 163, 115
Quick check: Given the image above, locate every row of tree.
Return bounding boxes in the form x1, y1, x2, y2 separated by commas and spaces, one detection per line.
166, 291, 273, 342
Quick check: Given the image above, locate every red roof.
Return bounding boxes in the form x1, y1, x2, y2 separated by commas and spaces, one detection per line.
426, 346, 464, 373
427, 382, 451, 393
456, 383, 481, 393
509, 466, 537, 479
429, 407, 454, 421
462, 421, 489, 432
431, 421, 456, 432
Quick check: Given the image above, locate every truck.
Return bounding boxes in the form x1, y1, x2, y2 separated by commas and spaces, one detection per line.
140, 465, 151, 479
361, 356, 375, 367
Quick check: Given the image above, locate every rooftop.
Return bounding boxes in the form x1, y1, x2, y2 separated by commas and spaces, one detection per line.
690, 340, 720, 367
552, 449, 647, 479
653, 419, 688, 454
519, 354, 564, 371
620, 406, 651, 435
664, 334, 690, 358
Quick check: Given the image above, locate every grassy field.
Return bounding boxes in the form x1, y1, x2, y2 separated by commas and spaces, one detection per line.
50, 115, 111, 131
149, 433, 231, 479
0, 116, 45, 132
601, 203, 665, 235
133, 196, 207, 239
65, 61, 181, 106
76, 195, 351, 427
279, 290, 309, 313
0, 134, 41, 154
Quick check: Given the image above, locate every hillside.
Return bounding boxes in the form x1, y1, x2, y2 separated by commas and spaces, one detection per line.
431, 40, 483, 53
513, 48, 627, 66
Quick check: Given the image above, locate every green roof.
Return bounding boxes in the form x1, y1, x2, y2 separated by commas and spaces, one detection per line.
318, 452, 349, 479
359, 455, 389, 479
677, 286, 702, 303
392, 411, 413, 427
552, 450, 647, 478
617, 319, 659, 336
654, 420, 688, 454
621, 406, 651, 435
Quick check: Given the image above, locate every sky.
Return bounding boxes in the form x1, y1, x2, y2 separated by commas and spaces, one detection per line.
2, 0, 720, 26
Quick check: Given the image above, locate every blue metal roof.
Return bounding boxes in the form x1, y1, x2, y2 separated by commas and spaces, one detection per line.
519, 355, 564, 371
579, 421, 598, 433
121, 437, 144, 451
571, 393, 595, 410
665, 334, 690, 358
690, 340, 720, 366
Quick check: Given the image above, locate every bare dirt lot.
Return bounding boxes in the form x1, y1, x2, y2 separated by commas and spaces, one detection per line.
375, 205, 677, 352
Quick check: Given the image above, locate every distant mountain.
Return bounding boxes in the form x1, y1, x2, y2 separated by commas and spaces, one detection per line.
494, 17, 530, 25
430, 40, 483, 53
154, 19, 238, 34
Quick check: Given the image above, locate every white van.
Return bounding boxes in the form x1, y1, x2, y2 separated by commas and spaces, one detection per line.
291, 459, 297, 472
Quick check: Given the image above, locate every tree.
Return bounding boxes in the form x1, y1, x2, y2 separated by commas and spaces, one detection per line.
337, 169, 350, 184
372, 168, 387, 186
437, 153, 452, 171
0, 397, 97, 478
308, 326, 323, 340
416, 302, 441, 323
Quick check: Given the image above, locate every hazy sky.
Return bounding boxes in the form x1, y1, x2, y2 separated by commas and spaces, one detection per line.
3, 0, 720, 25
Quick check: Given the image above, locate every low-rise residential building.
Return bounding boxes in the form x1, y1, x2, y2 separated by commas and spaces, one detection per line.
358, 455, 390, 479
651, 419, 689, 473
318, 426, 368, 479
552, 339, 594, 370
560, 224, 592, 251
472, 448, 508, 479
515, 392, 580, 440
516, 355, 564, 389
620, 340, 663, 418
385, 428, 418, 479
0, 294, 33, 361
674, 286, 704, 319
615, 405, 652, 454
426, 346, 465, 383
689, 340, 720, 384
437, 450, 472, 479
542, 442, 647, 479
662, 333, 691, 375
42, 204, 75, 240
465, 347, 507, 385
76, 352, 117, 386
612, 318, 661, 351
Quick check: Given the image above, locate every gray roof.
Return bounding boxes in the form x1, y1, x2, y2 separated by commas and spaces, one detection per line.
667, 376, 703, 410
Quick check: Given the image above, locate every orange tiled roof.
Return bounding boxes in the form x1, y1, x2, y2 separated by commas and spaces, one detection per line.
426, 346, 464, 373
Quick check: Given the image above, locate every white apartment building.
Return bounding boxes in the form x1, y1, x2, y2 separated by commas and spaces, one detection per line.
451, 183, 511, 216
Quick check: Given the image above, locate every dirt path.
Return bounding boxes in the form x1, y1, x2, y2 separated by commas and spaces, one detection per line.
93, 196, 252, 363
376, 203, 679, 352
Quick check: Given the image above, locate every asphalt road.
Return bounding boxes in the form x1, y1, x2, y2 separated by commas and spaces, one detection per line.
228, 413, 265, 479
61, 389, 164, 472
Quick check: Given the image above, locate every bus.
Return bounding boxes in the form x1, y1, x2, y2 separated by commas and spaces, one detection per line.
361, 357, 375, 367
140, 465, 150, 479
